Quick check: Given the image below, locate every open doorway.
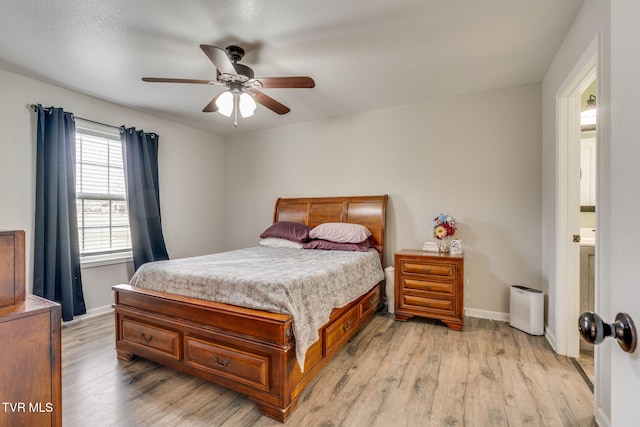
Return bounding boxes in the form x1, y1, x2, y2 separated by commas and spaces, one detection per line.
555, 33, 609, 421
576, 79, 597, 386
554, 37, 597, 361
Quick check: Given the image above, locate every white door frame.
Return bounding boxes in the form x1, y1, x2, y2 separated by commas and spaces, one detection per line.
555, 37, 598, 358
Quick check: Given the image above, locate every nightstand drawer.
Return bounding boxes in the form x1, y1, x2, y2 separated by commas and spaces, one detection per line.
401, 294, 455, 314
400, 277, 454, 294
400, 261, 456, 279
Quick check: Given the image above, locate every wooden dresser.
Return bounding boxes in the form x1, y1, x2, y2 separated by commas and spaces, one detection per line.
394, 249, 464, 330
0, 230, 62, 427
0, 230, 26, 306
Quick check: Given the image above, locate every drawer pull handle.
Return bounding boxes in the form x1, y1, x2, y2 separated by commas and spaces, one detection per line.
424, 268, 430, 273
343, 321, 351, 332
140, 333, 153, 343
423, 284, 430, 290
213, 356, 229, 368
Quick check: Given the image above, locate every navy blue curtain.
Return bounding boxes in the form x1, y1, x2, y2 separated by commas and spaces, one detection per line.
33, 105, 86, 321
120, 126, 169, 270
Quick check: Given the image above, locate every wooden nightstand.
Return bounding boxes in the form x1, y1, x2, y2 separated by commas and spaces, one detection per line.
394, 249, 464, 330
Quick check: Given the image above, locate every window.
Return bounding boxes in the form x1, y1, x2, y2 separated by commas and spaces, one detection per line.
75, 127, 132, 257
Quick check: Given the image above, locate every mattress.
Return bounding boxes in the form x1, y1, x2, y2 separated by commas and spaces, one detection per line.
129, 246, 384, 368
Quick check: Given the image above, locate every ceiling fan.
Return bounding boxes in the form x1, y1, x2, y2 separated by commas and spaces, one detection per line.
142, 44, 315, 126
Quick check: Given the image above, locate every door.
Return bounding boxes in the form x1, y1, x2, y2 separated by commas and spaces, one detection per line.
610, 1, 640, 424
608, 109, 640, 424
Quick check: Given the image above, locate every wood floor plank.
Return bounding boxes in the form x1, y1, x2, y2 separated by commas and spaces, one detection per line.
61, 312, 595, 426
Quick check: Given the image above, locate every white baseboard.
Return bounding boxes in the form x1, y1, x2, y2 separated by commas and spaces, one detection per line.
595, 406, 610, 427
62, 304, 113, 326
465, 308, 509, 323
85, 304, 113, 318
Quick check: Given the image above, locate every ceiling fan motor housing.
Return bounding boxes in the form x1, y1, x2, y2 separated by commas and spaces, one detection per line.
215, 63, 254, 83
215, 46, 254, 82
225, 45, 245, 62
232, 63, 254, 81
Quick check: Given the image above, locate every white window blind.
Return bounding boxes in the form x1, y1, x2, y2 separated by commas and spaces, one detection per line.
75, 127, 132, 256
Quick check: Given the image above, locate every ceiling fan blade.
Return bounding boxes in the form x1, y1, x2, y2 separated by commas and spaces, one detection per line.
253, 76, 315, 89
142, 77, 213, 84
202, 93, 223, 113
250, 90, 291, 115
200, 44, 238, 77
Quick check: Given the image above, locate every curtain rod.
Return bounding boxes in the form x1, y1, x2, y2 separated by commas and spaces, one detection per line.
29, 104, 121, 131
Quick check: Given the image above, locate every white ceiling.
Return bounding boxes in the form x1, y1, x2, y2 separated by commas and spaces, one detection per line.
0, 0, 584, 136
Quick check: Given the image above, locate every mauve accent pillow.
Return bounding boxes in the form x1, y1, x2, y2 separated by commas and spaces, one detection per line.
309, 222, 372, 243
303, 239, 371, 252
260, 221, 311, 243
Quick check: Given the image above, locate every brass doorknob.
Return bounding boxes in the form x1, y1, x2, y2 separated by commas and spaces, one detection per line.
578, 312, 637, 353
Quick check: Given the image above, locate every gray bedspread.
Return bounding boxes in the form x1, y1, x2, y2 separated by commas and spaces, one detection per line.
129, 246, 384, 369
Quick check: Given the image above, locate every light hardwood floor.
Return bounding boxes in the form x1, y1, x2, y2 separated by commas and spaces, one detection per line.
61, 312, 595, 426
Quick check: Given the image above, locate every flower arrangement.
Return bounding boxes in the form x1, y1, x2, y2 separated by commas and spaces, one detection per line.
432, 214, 457, 240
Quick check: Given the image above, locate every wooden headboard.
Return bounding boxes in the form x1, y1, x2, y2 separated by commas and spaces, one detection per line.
273, 195, 388, 264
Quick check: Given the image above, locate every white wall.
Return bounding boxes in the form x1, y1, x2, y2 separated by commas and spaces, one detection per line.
541, 0, 610, 422
223, 84, 542, 317
0, 68, 226, 314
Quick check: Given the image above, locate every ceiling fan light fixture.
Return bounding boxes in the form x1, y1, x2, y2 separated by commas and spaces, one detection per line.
216, 91, 234, 117
239, 92, 257, 118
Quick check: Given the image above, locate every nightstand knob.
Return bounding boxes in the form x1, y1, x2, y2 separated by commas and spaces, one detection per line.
423, 268, 430, 273
423, 284, 430, 290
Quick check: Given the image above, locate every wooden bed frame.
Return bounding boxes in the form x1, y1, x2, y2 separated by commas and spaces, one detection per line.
113, 195, 388, 422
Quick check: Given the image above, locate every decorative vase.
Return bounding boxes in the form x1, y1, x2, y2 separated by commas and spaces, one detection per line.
438, 236, 451, 253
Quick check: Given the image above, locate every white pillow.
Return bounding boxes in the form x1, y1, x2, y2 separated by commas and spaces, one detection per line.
309, 222, 372, 243
259, 238, 304, 249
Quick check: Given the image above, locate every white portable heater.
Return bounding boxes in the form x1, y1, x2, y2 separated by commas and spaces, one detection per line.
509, 285, 544, 335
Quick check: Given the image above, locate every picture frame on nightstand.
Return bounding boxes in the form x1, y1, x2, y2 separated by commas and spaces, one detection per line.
450, 239, 463, 255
